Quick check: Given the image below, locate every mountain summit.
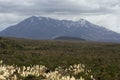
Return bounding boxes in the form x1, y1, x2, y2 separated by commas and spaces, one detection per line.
0, 16, 120, 42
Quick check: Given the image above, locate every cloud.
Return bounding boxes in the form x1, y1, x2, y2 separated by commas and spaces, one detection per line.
0, 0, 120, 32
0, 0, 118, 15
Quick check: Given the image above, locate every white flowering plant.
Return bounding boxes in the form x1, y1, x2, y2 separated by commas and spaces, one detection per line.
0, 60, 95, 80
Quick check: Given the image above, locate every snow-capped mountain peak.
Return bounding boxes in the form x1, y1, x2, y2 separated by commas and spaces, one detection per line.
1, 16, 120, 43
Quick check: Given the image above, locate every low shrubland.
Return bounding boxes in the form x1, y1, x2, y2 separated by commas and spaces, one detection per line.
0, 37, 120, 80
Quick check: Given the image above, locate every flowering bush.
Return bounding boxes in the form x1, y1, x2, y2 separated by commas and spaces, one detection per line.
0, 60, 95, 80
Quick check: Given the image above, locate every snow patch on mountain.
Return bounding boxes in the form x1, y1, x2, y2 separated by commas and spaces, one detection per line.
38, 17, 43, 21
30, 19, 34, 23
77, 19, 86, 27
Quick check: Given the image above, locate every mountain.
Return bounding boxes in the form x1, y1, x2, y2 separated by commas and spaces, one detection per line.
0, 16, 120, 42
54, 36, 85, 41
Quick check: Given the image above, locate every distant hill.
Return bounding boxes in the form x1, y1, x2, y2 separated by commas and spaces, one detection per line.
54, 36, 85, 41
1, 16, 120, 42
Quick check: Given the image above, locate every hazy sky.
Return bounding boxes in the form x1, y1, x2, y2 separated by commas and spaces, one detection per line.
0, 0, 120, 32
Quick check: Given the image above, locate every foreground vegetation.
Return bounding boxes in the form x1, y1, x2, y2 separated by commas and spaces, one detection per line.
0, 37, 120, 80
0, 61, 95, 80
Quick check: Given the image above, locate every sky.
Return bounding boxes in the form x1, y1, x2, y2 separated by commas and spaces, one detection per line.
0, 0, 120, 33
